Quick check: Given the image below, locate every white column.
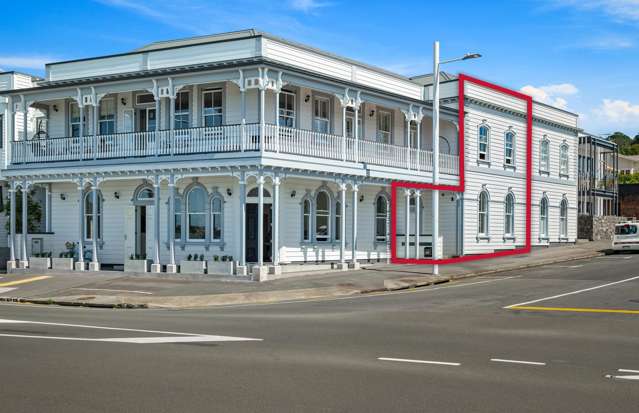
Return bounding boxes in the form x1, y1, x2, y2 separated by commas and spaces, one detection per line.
169, 95, 176, 155
239, 174, 247, 269
89, 177, 100, 271
151, 177, 161, 273
240, 88, 246, 152
354, 107, 359, 163
92, 102, 98, 159
167, 175, 177, 273
342, 105, 347, 161
20, 181, 28, 266
21, 99, 28, 142
8, 183, 16, 267
416, 117, 422, 172
76, 179, 85, 270
404, 189, 411, 259
272, 176, 280, 265
259, 87, 266, 154
257, 175, 264, 266
45, 184, 52, 233
351, 185, 359, 267
78, 103, 85, 160
275, 89, 280, 153
415, 190, 421, 258
406, 118, 411, 170
339, 184, 346, 267
432, 41, 441, 274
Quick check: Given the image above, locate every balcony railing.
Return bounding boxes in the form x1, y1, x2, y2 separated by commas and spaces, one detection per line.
10, 123, 459, 175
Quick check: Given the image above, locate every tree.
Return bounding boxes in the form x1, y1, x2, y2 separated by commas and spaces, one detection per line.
3, 189, 43, 233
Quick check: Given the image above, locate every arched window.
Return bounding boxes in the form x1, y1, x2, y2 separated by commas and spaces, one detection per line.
504, 131, 515, 166
478, 190, 489, 236
375, 195, 389, 242
315, 191, 330, 242
540, 138, 550, 173
439, 136, 451, 154
504, 193, 515, 237
560, 199, 568, 238
136, 187, 153, 202
540, 196, 549, 238
335, 200, 341, 241
302, 198, 311, 242
560, 144, 569, 176
186, 187, 206, 240
211, 195, 223, 241
84, 190, 102, 241
174, 197, 182, 240
478, 125, 489, 161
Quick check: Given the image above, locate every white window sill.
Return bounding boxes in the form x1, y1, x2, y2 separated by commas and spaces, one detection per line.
503, 163, 516, 171
539, 170, 550, 176
559, 173, 570, 179
476, 235, 491, 241
477, 159, 491, 166
503, 235, 516, 242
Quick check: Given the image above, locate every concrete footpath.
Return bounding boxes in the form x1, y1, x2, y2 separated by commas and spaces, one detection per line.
0, 241, 610, 309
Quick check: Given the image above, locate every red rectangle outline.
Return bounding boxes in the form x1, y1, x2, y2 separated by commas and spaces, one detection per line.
390, 74, 533, 265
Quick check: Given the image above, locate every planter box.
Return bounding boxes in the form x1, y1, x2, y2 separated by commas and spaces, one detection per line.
29, 257, 51, 270
52, 257, 74, 270
180, 260, 206, 274
207, 260, 234, 275
124, 259, 151, 273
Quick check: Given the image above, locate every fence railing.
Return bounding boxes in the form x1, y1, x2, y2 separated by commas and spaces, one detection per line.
10, 123, 459, 175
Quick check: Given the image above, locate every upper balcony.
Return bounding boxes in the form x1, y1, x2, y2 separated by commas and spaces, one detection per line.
9, 123, 459, 178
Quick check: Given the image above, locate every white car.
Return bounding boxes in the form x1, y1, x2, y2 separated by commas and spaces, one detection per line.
612, 223, 639, 251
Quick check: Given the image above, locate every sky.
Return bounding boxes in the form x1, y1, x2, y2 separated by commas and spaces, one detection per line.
1, 0, 638, 136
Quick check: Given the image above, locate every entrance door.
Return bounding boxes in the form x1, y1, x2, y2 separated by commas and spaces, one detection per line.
246, 204, 272, 263
135, 205, 147, 257
138, 108, 157, 132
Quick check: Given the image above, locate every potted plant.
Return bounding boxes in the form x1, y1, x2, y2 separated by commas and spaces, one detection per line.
180, 253, 206, 274
52, 242, 76, 270
207, 254, 234, 275
124, 253, 151, 273
30, 251, 52, 270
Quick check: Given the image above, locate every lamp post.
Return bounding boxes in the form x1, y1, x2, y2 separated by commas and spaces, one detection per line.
432, 41, 480, 275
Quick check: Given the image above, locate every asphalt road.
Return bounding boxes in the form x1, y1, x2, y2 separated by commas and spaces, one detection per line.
1, 253, 638, 412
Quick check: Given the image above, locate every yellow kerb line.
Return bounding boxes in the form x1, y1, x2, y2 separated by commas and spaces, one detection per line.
509, 306, 639, 315
0, 276, 51, 287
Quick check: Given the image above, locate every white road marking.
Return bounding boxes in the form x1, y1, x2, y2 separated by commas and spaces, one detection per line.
605, 373, 639, 381
558, 265, 583, 269
490, 358, 546, 366
0, 287, 17, 294
71, 288, 153, 295
504, 275, 639, 309
0, 319, 262, 344
618, 369, 639, 374
0, 333, 261, 343
378, 357, 461, 366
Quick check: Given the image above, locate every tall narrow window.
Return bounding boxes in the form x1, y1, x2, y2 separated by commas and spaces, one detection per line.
202, 89, 223, 127
315, 191, 330, 242
560, 144, 569, 176
211, 196, 222, 241
504, 193, 515, 237
0, 114, 3, 148
478, 125, 489, 161
375, 195, 389, 242
279, 90, 296, 128
504, 131, 515, 166
313, 96, 330, 134
99, 98, 116, 135
540, 139, 550, 172
302, 199, 311, 242
377, 110, 392, 143
335, 201, 341, 241
478, 191, 489, 236
560, 199, 568, 238
187, 187, 206, 240
84, 190, 102, 241
174, 197, 182, 240
540, 197, 549, 238
174, 91, 190, 129
345, 107, 362, 139
70, 102, 82, 137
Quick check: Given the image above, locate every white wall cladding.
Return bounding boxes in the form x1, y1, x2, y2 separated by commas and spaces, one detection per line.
262, 39, 422, 100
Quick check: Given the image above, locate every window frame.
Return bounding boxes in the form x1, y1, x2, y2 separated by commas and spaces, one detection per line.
98, 97, 116, 135
504, 130, 515, 167
376, 109, 393, 144
375, 194, 389, 243
202, 88, 223, 127
345, 107, 363, 139
186, 185, 207, 242
302, 197, 312, 243
83, 189, 102, 242
69, 101, 84, 137
210, 193, 223, 242
559, 143, 569, 177
312, 95, 331, 134
174, 90, 191, 130
278, 89, 296, 128
478, 190, 490, 239
559, 198, 568, 239
478, 124, 490, 163
540, 196, 549, 239
314, 190, 331, 242
540, 137, 550, 174
504, 192, 515, 238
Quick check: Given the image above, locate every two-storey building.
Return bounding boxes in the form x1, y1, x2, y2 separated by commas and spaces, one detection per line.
0, 30, 579, 278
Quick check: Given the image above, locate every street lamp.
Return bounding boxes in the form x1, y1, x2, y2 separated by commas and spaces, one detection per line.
431, 42, 481, 275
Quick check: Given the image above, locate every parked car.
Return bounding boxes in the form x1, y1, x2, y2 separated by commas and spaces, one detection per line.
612, 222, 639, 251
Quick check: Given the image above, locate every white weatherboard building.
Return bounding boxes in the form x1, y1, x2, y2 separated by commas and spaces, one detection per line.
0, 30, 579, 278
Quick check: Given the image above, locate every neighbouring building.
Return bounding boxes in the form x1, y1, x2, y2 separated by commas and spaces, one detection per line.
0, 29, 579, 278
578, 134, 618, 216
